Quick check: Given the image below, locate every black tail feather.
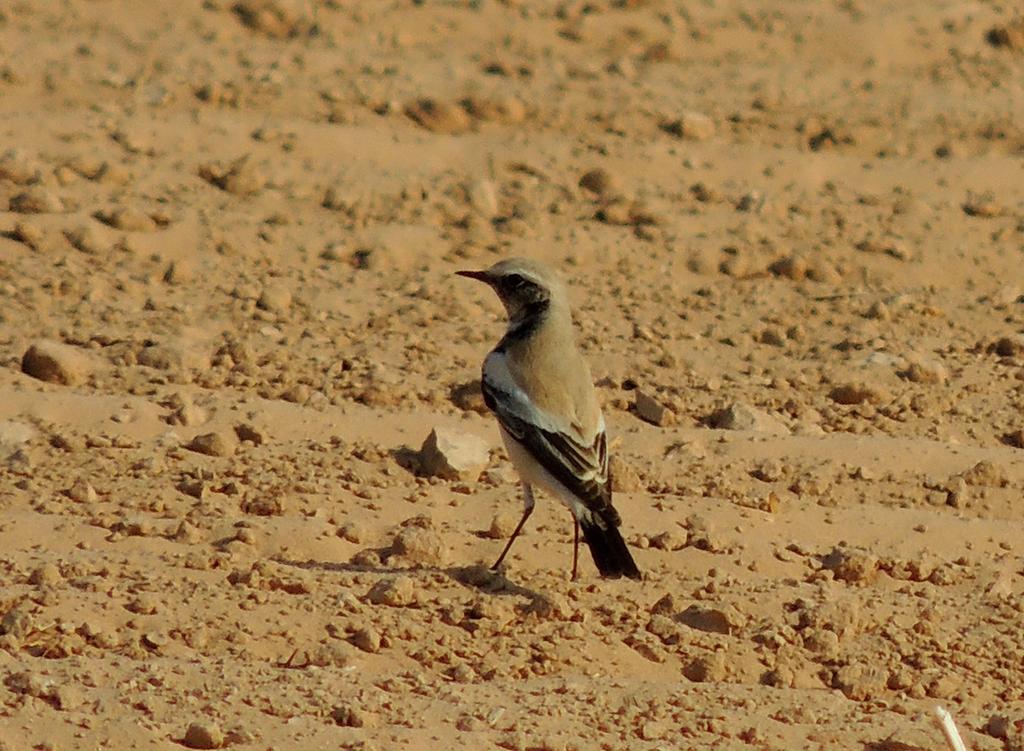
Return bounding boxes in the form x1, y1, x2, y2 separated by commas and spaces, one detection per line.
579, 515, 641, 580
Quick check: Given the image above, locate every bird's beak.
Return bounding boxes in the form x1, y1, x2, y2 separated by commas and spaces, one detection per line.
455, 269, 490, 283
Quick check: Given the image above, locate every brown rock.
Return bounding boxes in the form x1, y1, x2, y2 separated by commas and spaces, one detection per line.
242, 494, 285, 516
143, 630, 170, 650
958, 460, 1008, 487
926, 673, 962, 699
768, 254, 808, 280
646, 616, 680, 648
832, 663, 887, 700
391, 520, 447, 566
97, 207, 157, 232
257, 283, 292, 313
366, 576, 416, 607
128, 594, 160, 615
710, 402, 788, 435
0, 607, 34, 638
9, 187, 62, 213
678, 605, 735, 635
187, 431, 238, 458
685, 515, 723, 552
821, 546, 878, 583
993, 335, 1024, 358
351, 626, 381, 653
650, 593, 678, 616
797, 597, 862, 638
28, 563, 62, 586
419, 427, 489, 480
640, 721, 670, 741
0, 148, 41, 184
163, 259, 195, 285
634, 390, 675, 426
11, 221, 44, 249
609, 455, 643, 493
683, 652, 727, 682
21, 340, 95, 386
578, 168, 622, 198
461, 95, 526, 123
984, 715, 1011, 740
649, 530, 687, 551
828, 382, 888, 405
404, 99, 472, 134
51, 683, 83, 711
987, 19, 1024, 50
903, 358, 947, 384
802, 628, 840, 657
963, 197, 1004, 217
596, 199, 634, 225
137, 342, 210, 372
183, 721, 224, 750
662, 111, 716, 140
165, 394, 208, 427
337, 521, 366, 543
66, 477, 98, 499
486, 510, 520, 540
65, 224, 109, 254
332, 703, 377, 728
199, 156, 265, 196
524, 592, 571, 620
232, 0, 313, 38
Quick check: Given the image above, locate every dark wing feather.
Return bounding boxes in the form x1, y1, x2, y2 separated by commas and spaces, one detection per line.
482, 378, 616, 520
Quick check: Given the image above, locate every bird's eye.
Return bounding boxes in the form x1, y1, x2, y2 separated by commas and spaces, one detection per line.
504, 274, 529, 291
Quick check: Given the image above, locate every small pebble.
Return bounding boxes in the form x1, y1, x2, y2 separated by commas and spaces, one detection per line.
404, 98, 472, 134
65, 224, 109, 254
199, 157, 265, 196
487, 511, 519, 540
257, 283, 292, 313
9, 187, 63, 213
578, 168, 621, 198
98, 207, 157, 232
662, 111, 715, 141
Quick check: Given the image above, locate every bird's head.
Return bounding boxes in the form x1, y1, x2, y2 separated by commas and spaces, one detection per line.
456, 257, 566, 323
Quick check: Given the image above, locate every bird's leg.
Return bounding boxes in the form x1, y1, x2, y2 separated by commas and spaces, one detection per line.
491, 483, 535, 571
571, 518, 580, 582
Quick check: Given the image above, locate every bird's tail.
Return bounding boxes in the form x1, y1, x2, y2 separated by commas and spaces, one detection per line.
579, 513, 641, 580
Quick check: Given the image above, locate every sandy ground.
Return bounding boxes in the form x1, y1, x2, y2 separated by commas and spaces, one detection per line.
1, 1, 1024, 749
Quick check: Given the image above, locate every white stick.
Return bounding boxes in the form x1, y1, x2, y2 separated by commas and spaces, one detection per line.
934, 705, 968, 751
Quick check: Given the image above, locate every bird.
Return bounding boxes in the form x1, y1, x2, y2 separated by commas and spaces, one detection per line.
456, 257, 641, 580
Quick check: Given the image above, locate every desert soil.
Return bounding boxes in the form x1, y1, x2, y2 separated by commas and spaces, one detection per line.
1, 1, 1024, 749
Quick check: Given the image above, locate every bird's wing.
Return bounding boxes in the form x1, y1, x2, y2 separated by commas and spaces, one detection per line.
482, 352, 615, 518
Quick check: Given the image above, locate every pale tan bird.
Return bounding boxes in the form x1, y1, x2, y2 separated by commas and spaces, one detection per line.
457, 258, 640, 580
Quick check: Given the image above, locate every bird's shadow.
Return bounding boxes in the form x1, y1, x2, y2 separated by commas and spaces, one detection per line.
272, 556, 541, 600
